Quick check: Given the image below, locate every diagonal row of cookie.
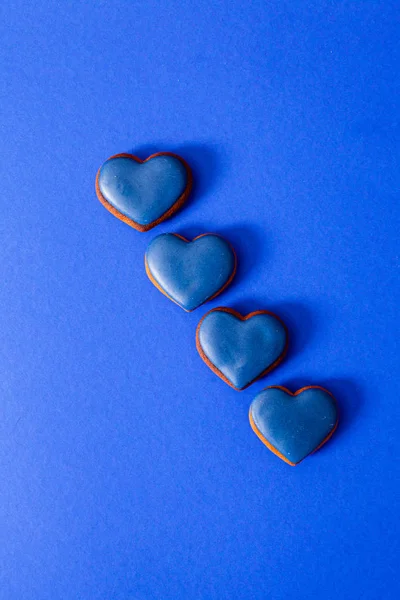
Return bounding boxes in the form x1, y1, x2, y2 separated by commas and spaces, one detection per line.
95, 151, 338, 466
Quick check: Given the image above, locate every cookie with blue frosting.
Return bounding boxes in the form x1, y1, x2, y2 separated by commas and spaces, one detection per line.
249, 386, 338, 465
95, 152, 192, 232
196, 307, 288, 390
145, 233, 237, 311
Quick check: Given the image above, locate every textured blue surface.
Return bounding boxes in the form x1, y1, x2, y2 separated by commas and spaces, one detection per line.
145, 233, 236, 310
250, 387, 338, 464
198, 309, 287, 389
1, 1, 400, 599
98, 154, 188, 225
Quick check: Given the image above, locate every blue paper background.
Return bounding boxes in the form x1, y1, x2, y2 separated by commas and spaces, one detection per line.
1, 1, 399, 598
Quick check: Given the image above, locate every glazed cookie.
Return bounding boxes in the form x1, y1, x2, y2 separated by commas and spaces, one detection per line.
95, 152, 192, 232
249, 386, 338, 465
145, 233, 237, 311
196, 307, 288, 390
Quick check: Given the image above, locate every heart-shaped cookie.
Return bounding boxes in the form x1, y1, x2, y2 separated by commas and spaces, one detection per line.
196, 307, 288, 390
145, 233, 237, 311
95, 152, 192, 232
249, 386, 338, 465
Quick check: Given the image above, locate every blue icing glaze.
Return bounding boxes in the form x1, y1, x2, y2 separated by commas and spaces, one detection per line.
250, 387, 338, 464
198, 310, 287, 389
146, 234, 236, 311
98, 155, 188, 226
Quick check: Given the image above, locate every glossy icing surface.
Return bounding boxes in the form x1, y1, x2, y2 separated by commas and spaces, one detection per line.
146, 234, 236, 311
98, 155, 189, 226
250, 387, 338, 464
197, 309, 287, 389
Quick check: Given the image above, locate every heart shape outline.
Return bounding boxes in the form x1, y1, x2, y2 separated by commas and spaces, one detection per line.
196, 307, 289, 391
145, 233, 237, 312
95, 152, 193, 232
249, 385, 339, 465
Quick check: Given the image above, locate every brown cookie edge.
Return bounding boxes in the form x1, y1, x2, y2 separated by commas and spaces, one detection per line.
249, 385, 339, 465
95, 152, 193, 232
195, 307, 289, 391
144, 233, 237, 311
